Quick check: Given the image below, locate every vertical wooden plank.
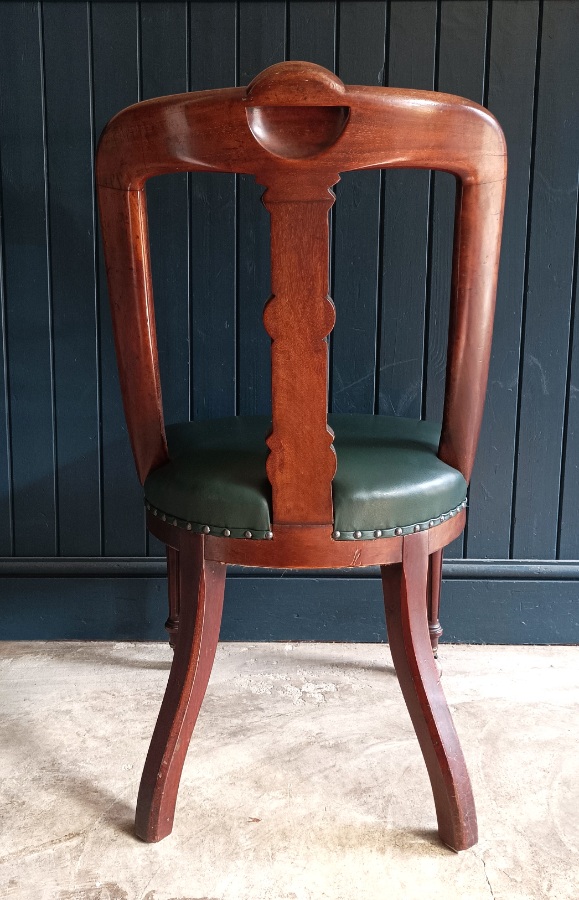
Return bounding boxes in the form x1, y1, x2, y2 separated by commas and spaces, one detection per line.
513, 0, 579, 558
0, 2, 56, 555
43, 1, 101, 557
378, 0, 437, 419
141, 3, 189, 428
426, 0, 488, 559
559, 211, 579, 558
331, 0, 387, 414
467, 0, 539, 559
92, 1, 145, 556
426, 0, 488, 424
237, 1, 286, 416
190, 2, 237, 420
288, 1, 336, 68
140, 2, 189, 559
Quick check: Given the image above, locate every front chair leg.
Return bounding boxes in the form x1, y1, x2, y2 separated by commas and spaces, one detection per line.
428, 549, 444, 658
381, 531, 477, 851
135, 534, 226, 842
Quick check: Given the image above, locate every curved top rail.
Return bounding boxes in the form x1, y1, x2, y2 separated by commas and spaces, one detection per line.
97, 62, 506, 191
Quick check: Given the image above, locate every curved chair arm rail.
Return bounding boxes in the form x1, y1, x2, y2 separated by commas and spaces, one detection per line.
96, 75, 506, 191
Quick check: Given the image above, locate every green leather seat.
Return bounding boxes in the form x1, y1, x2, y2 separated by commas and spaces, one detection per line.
144, 414, 467, 541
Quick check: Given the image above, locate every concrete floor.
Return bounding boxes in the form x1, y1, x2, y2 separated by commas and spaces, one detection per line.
1, 642, 578, 900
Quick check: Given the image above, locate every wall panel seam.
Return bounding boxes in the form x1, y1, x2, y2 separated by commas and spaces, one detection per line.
0, 145, 14, 557
509, 0, 543, 559
38, 0, 59, 555
556, 188, 579, 558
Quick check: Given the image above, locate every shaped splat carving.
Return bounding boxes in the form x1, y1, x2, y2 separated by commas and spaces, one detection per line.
262, 183, 337, 525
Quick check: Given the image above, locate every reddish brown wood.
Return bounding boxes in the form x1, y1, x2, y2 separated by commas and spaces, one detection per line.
97, 187, 167, 484
438, 180, 505, 482
165, 546, 180, 649
96, 66, 505, 191
146, 510, 466, 569
135, 533, 226, 842
96, 61, 507, 848
428, 549, 444, 657
263, 192, 337, 526
381, 531, 477, 851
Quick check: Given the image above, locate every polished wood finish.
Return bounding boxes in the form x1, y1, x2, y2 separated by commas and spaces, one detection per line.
381, 531, 477, 851
135, 533, 226, 842
97, 61, 506, 848
97, 186, 168, 483
263, 192, 336, 525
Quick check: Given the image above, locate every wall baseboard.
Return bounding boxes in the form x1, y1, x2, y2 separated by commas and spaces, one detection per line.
1, 558, 578, 643
0, 557, 578, 580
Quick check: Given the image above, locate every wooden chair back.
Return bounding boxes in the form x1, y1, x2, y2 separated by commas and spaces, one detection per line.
97, 61, 507, 533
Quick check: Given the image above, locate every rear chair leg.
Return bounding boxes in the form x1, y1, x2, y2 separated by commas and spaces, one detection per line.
135, 534, 226, 842
165, 546, 180, 649
428, 549, 444, 658
381, 531, 477, 851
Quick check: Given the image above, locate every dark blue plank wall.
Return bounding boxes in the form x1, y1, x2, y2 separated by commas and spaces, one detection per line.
0, 1, 578, 642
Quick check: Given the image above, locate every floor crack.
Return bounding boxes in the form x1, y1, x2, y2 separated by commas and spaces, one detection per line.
481, 854, 495, 900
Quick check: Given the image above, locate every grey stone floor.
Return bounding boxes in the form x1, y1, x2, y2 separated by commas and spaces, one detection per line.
1, 641, 578, 900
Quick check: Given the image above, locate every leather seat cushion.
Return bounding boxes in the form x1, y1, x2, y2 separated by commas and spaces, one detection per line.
144, 414, 467, 540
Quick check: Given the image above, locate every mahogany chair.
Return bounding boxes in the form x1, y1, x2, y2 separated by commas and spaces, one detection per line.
96, 62, 506, 851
